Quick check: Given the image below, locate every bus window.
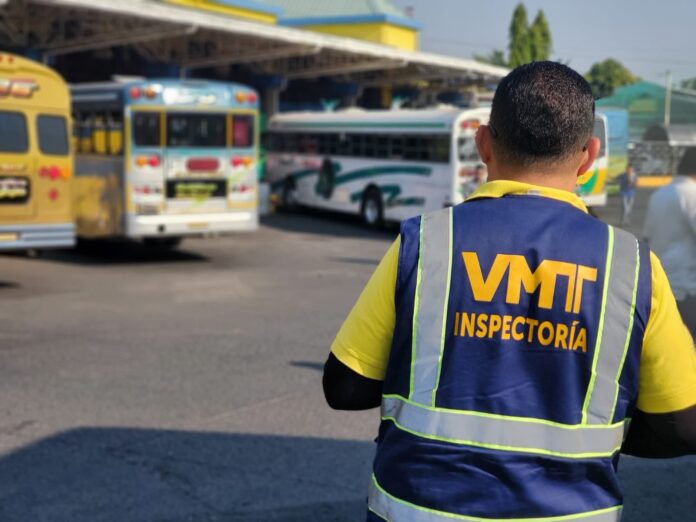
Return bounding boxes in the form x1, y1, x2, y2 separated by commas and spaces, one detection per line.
297, 134, 318, 155
74, 111, 92, 154
37, 115, 69, 156
433, 136, 451, 162
318, 133, 339, 155
232, 115, 254, 148
338, 134, 351, 156
167, 113, 226, 148
390, 136, 404, 158
107, 111, 124, 156
403, 136, 421, 161
593, 118, 607, 157
93, 116, 109, 155
133, 112, 161, 147
0, 112, 29, 153
375, 135, 389, 159
350, 134, 366, 156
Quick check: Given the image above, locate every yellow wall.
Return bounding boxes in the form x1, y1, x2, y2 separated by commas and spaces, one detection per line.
164, 0, 277, 24
304, 22, 419, 50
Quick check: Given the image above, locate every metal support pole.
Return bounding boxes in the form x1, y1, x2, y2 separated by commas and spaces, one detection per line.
664, 69, 672, 127
262, 88, 280, 118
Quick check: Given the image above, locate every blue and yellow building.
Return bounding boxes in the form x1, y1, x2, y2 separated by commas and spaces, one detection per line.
162, 0, 282, 24
161, 0, 421, 50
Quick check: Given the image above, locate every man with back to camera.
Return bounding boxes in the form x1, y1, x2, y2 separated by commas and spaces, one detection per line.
644, 148, 696, 337
323, 62, 696, 521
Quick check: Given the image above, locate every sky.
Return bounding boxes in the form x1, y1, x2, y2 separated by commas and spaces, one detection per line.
391, 0, 696, 86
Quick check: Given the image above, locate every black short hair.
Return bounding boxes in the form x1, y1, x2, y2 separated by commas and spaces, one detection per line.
677, 147, 696, 175
489, 61, 595, 166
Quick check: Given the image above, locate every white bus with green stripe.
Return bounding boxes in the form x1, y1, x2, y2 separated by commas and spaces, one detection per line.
264, 108, 490, 227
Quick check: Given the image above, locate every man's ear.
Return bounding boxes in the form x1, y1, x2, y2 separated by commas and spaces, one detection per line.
476, 125, 493, 164
577, 137, 600, 177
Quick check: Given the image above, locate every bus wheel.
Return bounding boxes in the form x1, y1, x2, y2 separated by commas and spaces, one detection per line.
281, 180, 298, 211
361, 188, 383, 228
143, 237, 182, 250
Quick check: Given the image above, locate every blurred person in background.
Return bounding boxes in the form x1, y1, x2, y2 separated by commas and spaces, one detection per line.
461, 163, 488, 198
645, 149, 696, 336
618, 164, 638, 225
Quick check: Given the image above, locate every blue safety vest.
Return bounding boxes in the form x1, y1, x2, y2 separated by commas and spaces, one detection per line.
368, 193, 652, 521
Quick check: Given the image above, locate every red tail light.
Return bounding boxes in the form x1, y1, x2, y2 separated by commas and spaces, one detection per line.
39, 167, 49, 178
231, 156, 243, 167
247, 92, 257, 103
148, 155, 161, 168
48, 189, 59, 201
187, 158, 219, 171
130, 87, 142, 99
49, 166, 61, 180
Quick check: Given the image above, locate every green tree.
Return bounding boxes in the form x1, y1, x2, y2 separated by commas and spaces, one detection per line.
529, 10, 552, 61
474, 49, 508, 67
585, 59, 639, 99
508, 3, 531, 67
681, 77, 696, 91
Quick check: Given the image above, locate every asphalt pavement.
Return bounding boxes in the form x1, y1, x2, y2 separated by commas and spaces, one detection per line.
0, 189, 693, 521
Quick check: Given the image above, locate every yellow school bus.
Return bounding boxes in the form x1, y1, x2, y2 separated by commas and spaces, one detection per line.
0, 53, 74, 250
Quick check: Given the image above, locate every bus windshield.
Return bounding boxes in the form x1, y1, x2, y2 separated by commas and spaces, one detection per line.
0, 111, 29, 153
166, 113, 227, 148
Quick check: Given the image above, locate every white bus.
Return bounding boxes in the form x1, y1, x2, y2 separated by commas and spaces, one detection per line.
264, 108, 609, 226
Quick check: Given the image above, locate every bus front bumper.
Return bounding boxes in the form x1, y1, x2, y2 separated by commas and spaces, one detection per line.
126, 212, 258, 239
0, 223, 76, 251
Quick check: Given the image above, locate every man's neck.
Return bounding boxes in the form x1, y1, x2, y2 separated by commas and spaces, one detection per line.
487, 171, 578, 192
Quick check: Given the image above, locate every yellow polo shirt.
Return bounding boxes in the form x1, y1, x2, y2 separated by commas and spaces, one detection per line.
331, 180, 696, 414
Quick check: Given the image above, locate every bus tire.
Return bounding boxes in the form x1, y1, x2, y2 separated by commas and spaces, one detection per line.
361, 187, 383, 228
281, 179, 298, 211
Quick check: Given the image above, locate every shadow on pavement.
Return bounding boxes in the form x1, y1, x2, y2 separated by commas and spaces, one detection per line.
262, 210, 396, 242
290, 360, 325, 372
0, 428, 372, 522
0, 427, 693, 521
328, 256, 380, 266
37, 239, 208, 266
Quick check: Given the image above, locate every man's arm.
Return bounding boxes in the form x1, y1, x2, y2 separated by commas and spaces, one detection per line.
622, 405, 696, 458
322, 239, 400, 409
323, 353, 382, 410
627, 252, 696, 458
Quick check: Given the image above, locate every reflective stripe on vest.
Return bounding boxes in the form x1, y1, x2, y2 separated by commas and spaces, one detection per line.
395, 209, 640, 458
582, 226, 641, 424
382, 395, 624, 458
369, 474, 623, 522
409, 207, 453, 405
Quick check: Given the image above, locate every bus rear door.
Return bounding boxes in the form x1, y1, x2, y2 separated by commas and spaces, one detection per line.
163, 111, 229, 217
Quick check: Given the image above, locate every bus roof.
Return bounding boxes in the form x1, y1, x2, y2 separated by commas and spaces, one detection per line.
269, 107, 491, 133
70, 78, 256, 93
70, 79, 258, 110
0, 52, 69, 111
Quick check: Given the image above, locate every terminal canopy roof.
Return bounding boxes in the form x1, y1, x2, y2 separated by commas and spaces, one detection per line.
0, 0, 508, 88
